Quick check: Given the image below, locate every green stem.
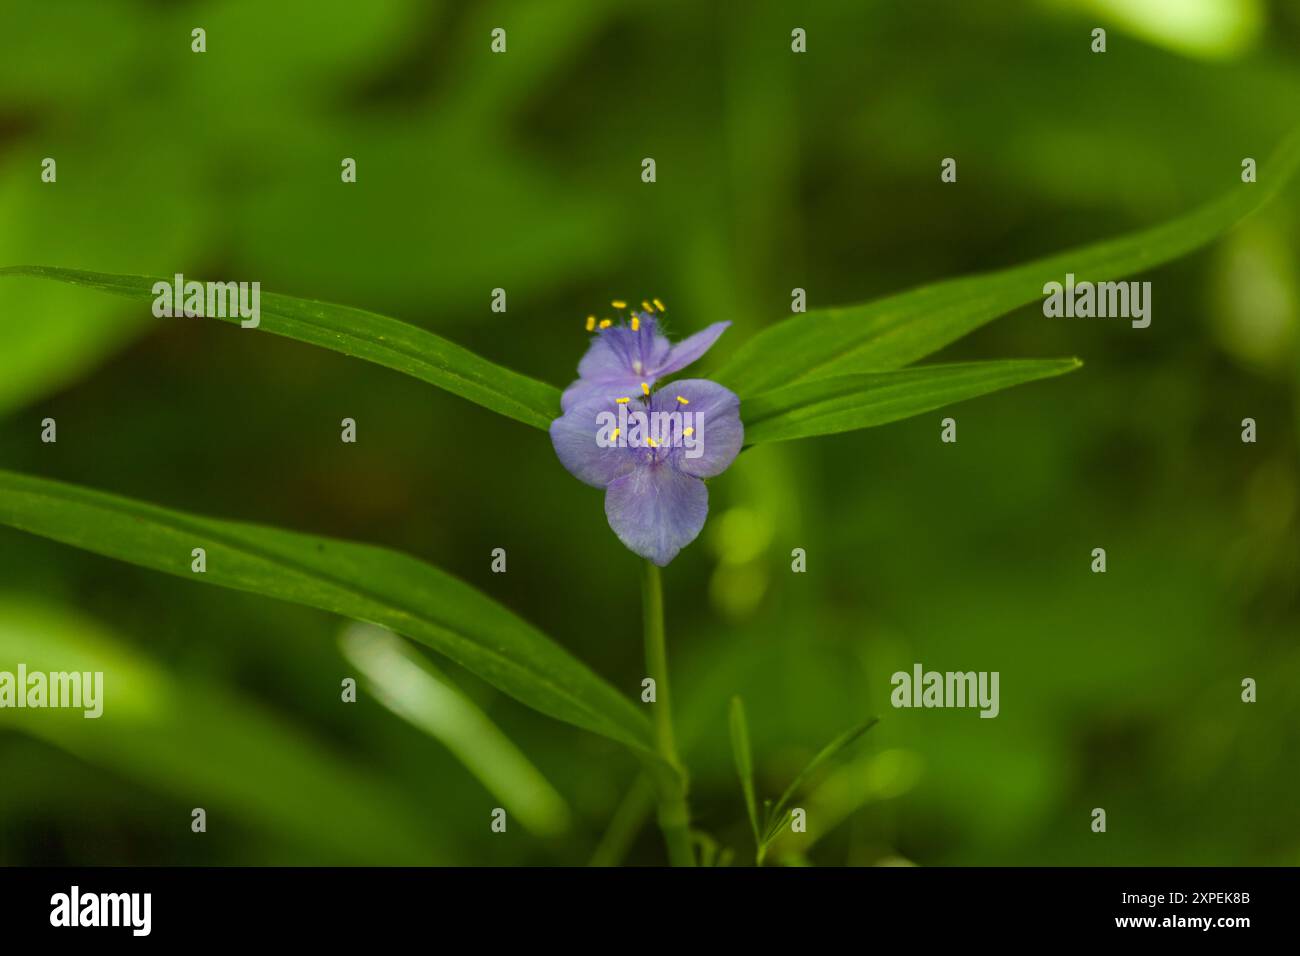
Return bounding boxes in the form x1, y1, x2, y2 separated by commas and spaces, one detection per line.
641, 559, 695, 866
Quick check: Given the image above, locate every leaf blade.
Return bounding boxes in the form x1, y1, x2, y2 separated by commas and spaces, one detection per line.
340, 622, 573, 838
717, 127, 1300, 395
0, 598, 447, 863
762, 716, 879, 847
743, 359, 1081, 445
0, 266, 561, 430
0, 469, 654, 760
728, 696, 762, 846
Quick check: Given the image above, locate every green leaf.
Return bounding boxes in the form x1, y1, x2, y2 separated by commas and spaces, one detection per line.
340, 622, 572, 839
744, 359, 1081, 445
0, 266, 561, 430
762, 716, 879, 847
728, 696, 761, 846
717, 126, 1300, 396
0, 597, 446, 863
0, 469, 655, 762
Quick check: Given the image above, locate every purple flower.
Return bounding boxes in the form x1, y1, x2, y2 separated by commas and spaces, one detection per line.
560, 311, 730, 411
551, 376, 744, 566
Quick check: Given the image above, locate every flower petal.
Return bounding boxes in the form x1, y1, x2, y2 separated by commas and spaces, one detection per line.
576, 317, 671, 385
604, 463, 709, 566
653, 379, 744, 478
549, 395, 640, 489
654, 321, 730, 377
560, 374, 649, 412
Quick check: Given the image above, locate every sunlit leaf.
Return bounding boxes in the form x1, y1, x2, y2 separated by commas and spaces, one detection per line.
340, 622, 572, 838
0, 597, 444, 863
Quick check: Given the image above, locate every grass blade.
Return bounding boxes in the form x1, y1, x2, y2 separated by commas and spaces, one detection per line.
0, 266, 561, 430
728, 696, 761, 846
762, 716, 879, 846
340, 622, 572, 839
744, 359, 1081, 445
717, 127, 1300, 395
0, 598, 445, 863
0, 469, 654, 762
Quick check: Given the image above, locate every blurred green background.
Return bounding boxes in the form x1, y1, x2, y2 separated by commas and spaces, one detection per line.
1, 0, 1297, 866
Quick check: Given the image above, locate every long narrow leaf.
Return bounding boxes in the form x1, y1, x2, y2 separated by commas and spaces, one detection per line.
0, 266, 561, 430
340, 622, 572, 838
762, 716, 879, 846
717, 127, 1300, 395
744, 359, 1080, 444
0, 598, 446, 863
0, 469, 655, 762
728, 696, 761, 845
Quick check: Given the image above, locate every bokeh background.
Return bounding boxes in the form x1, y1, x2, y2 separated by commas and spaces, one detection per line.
1, 0, 1297, 866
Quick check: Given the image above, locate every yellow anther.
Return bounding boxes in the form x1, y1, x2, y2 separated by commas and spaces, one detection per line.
641, 382, 650, 395
611, 299, 627, 309
585, 315, 595, 331
611, 428, 621, 440
676, 396, 689, 405
631, 316, 640, 331
684, 427, 694, 437
653, 298, 665, 311
642, 300, 653, 312
615, 397, 630, 404
647, 437, 658, 447
599, 319, 612, 329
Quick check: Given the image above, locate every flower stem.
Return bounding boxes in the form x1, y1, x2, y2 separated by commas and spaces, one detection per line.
640, 559, 695, 867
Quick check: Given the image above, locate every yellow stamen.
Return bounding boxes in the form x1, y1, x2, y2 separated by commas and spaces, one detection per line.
611, 428, 620, 440
641, 382, 650, 395
676, 396, 689, 405
631, 316, 640, 331
647, 437, 658, 447
615, 397, 630, 404
642, 300, 653, 313
684, 427, 694, 437
599, 319, 612, 329
585, 315, 595, 331
611, 299, 627, 309
653, 298, 665, 311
